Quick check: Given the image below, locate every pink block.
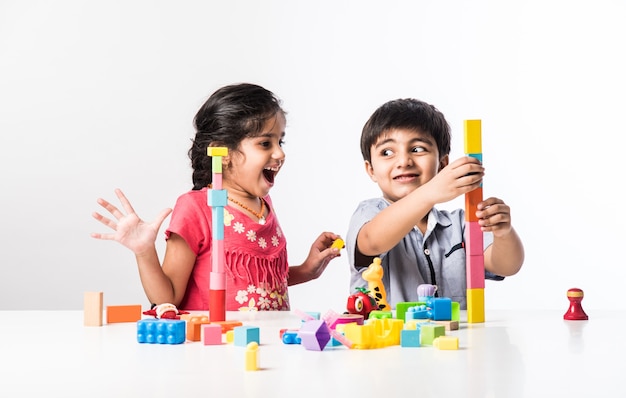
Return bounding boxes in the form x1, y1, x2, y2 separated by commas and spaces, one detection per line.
212, 240, 225, 274
464, 221, 483, 256
210, 272, 226, 290
466, 254, 485, 289
212, 174, 222, 189
202, 324, 223, 345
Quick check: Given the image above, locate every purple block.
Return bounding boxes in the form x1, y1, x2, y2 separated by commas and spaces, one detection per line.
298, 320, 330, 351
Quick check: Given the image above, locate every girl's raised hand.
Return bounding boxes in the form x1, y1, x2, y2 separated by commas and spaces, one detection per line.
91, 188, 172, 255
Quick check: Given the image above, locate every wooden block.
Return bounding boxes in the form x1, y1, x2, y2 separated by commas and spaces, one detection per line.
467, 288, 485, 323
466, 254, 485, 289
207, 147, 228, 157
106, 304, 142, 323
464, 119, 482, 154
465, 187, 483, 222
464, 221, 483, 256
84, 292, 103, 327
433, 320, 459, 331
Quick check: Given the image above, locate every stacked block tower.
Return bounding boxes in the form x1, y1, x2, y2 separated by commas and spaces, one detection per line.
464, 120, 485, 324
207, 147, 228, 322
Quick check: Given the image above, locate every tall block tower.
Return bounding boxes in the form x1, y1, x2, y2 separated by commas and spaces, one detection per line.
464, 120, 485, 324
207, 147, 228, 322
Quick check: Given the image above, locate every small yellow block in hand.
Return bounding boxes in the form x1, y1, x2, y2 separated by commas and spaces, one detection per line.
331, 238, 345, 250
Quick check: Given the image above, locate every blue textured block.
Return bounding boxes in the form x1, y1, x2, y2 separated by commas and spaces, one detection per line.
137, 319, 186, 344
428, 298, 452, 321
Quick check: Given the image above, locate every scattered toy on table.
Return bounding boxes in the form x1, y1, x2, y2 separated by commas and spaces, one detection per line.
361, 257, 390, 311
143, 303, 189, 319
563, 287, 589, 321
346, 287, 379, 319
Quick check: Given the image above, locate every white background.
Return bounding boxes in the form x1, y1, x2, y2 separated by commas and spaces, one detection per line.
1, 0, 624, 312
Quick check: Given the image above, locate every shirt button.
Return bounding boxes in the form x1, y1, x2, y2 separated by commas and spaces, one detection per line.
424, 249, 430, 255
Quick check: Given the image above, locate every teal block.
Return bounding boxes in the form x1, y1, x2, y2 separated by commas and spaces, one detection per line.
208, 189, 228, 207
401, 329, 421, 347
234, 325, 260, 347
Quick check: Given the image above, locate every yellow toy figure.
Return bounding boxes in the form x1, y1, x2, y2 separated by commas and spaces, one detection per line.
361, 257, 390, 311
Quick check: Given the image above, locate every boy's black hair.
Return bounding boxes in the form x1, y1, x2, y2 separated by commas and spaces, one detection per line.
360, 98, 451, 163
189, 83, 285, 190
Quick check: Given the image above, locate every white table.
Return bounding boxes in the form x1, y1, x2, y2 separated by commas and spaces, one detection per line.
0, 310, 619, 397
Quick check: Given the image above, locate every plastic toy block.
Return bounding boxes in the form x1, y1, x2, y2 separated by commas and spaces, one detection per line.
405, 304, 429, 320
420, 324, 446, 346
345, 318, 403, 349
212, 207, 225, 241
368, 310, 393, 319
404, 319, 430, 330
327, 313, 364, 329
400, 329, 421, 347
464, 221, 483, 256
298, 320, 331, 351
211, 156, 223, 173
433, 336, 459, 350
212, 320, 243, 333
395, 302, 424, 321
468, 153, 482, 163
245, 342, 259, 371
433, 320, 459, 331
225, 330, 234, 343
207, 189, 228, 207
282, 330, 302, 344
202, 324, 223, 345
466, 254, 486, 289
451, 301, 460, 321
106, 305, 142, 324
427, 297, 452, 321
84, 291, 103, 327
208, 287, 226, 322
304, 311, 321, 320
234, 325, 260, 347
137, 319, 186, 344
207, 147, 229, 157
186, 316, 210, 341
362, 257, 390, 311
464, 119, 482, 154
465, 187, 483, 222
467, 288, 485, 323
331, 238, 345, 250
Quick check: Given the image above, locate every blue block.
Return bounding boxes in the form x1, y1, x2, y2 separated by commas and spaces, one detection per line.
212, 206, 225, 240
137, 319, 186, 344
234, 325, 260, 347
401, 329, 421, 347
208, 189, 228, 207
428, 298, 452, 321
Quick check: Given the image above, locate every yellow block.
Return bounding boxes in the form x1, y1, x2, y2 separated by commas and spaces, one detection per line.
467, 288, 485, 323
433, 336, 459, 350
207, 147, 228, 157
464, 119, 482, 155
245, 342, 259, 371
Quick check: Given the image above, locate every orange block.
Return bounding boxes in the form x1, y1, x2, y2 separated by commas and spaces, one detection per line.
465, 187, 483, 222
106, 305, 142, 323
187, 316, 210, 341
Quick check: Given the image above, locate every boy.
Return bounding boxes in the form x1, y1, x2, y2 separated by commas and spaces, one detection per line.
346, 98, 524, 310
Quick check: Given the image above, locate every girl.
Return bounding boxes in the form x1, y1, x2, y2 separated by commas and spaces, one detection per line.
92, 83, 342, 311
